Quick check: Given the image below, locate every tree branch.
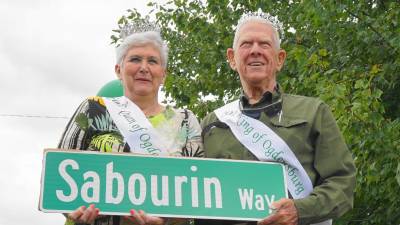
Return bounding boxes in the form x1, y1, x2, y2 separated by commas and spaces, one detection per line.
343, 7, 399, 57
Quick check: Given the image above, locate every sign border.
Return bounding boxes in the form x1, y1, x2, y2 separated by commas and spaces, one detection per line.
39, 148, 288, 221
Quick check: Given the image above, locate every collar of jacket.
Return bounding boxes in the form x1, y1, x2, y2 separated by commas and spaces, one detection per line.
239, 85, 283, 118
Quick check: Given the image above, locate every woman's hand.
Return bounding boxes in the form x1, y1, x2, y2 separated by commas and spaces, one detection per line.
67, 204, 100, 224
124, 209, 167, 225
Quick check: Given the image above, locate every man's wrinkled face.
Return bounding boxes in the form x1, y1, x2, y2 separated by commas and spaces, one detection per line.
227, 21, 286, 88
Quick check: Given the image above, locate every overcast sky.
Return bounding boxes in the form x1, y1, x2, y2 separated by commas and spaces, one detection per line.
0, 1, 164, 224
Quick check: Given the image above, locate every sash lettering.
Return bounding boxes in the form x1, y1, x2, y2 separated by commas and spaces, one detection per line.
214, 100, 332, 225
103, 96, 169, 156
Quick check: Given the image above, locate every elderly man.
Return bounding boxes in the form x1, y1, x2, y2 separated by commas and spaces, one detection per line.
198, 10, 356, 225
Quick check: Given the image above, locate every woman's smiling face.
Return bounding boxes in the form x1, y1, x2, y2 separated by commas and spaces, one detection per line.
116, 44, 165, 98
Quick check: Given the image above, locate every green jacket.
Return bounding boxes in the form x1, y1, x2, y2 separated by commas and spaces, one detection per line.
199, 93, 356, 225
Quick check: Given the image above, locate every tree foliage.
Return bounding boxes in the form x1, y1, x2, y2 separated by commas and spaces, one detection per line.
112, 1, 400, 224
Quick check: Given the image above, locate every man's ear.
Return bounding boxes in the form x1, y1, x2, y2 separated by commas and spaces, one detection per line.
115, 64, 122, 80
226, 48, 237, 70
276, 49, 287, 71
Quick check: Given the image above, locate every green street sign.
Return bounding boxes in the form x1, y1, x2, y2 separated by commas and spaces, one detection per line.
39, 149, 287, 221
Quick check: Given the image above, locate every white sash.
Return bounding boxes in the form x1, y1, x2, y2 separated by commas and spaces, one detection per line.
215, 100, 331, 225
103, 96, 169, 156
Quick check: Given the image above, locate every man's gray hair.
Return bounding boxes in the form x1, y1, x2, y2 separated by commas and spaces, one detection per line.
233, 10, 284, 50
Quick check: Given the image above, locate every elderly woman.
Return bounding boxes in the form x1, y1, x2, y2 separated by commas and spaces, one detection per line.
58, 19, 203, 225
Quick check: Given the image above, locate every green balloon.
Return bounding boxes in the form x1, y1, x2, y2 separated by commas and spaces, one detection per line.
97, 80, 124, 97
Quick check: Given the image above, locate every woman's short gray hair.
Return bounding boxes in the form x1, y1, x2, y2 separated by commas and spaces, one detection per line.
115, 31, 169, 68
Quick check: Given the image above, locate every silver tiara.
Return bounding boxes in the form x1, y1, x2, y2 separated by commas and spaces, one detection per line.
120, 16, 161, 40
237, 9, 285, 40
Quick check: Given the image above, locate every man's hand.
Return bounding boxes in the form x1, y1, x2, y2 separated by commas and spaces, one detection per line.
257, 199, 298, 225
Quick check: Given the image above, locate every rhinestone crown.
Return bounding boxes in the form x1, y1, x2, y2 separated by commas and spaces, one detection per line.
120, 16, 161, 39
237, 9, 285, 40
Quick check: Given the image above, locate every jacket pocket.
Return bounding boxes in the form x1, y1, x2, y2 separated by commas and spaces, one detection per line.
270, 117, 307, 128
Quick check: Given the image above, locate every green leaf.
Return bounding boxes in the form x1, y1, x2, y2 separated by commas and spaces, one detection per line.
397, 163, 400, 187
318, 48, 328, 57
75, 113, 89, 131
